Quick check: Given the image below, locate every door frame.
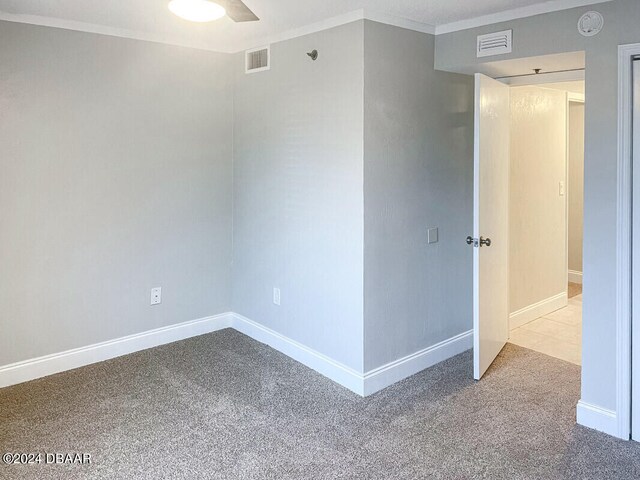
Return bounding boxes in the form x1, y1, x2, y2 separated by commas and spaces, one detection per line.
566, 93, 585, 289
616, 43, 640, 441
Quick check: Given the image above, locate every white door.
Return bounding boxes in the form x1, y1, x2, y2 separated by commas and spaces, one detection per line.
473, 73, 511, 380
632, 59, 640, 440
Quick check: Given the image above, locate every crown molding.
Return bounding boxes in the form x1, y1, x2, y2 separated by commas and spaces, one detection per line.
0, 11, 231, 53
0, 1, 613, 54
435, 0, 613, 35
0, 8, 435, 55
233, 9, 435, 53
363, 9, 436, 36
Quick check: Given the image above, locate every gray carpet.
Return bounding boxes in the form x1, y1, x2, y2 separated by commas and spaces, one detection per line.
1, 329, 639, 480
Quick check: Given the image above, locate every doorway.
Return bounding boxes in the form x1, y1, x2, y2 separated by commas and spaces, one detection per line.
471, 53, 588, 380
507, 83, 585, 366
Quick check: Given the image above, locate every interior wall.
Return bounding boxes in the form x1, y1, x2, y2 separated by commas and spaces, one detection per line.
0, 22, 233, 366
568, 102, 585, 276
509, 86, 568, 314
232, 21, 365, 372
434, 0, 640, 414
362, 21, 474, 371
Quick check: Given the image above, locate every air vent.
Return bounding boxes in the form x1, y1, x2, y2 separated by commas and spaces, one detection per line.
477, 30, 512, 58
245, 46, 270, 74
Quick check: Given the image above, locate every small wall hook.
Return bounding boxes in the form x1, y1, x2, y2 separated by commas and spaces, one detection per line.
307, 50, 318, 61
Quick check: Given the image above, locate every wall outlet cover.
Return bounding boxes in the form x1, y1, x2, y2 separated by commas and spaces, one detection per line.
151, 287, 162, 305
273, 287, 281, 306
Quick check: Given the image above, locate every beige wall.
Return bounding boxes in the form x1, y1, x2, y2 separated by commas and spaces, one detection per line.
568, 102, 585, 275
509, 86, 568, 314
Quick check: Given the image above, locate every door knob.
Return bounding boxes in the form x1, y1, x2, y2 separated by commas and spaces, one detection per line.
466, 236, 479, 247
480, 237, 491, 247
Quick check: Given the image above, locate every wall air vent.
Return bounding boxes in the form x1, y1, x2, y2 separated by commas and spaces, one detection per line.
477, 30, 512, 58
245, 46, 270, 74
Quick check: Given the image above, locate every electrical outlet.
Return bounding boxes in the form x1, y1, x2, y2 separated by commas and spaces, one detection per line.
151, 287, 162, 305
273, 287, 281, 306
559, 181, 566, 196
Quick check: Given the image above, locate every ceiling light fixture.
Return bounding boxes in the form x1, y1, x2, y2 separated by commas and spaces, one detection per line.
168, 0, 226, 23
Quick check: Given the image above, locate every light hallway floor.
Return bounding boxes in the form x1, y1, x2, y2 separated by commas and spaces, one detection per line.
509, 293, 582, 365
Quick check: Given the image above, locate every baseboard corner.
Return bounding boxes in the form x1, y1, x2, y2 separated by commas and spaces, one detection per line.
230, 313, 365, 396
362, 329, 473, 396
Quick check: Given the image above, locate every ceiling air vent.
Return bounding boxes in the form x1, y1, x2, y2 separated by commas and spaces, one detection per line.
245, 46, 270, 74
477, 30, 512, 58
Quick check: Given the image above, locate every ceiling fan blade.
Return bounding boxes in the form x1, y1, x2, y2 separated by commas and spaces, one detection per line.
218, 0, 259, 22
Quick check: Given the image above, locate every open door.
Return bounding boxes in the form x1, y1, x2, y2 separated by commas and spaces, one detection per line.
472, 73, 511, 380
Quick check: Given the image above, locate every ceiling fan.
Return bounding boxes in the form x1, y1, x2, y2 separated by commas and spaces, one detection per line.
169, 0, 259, 23
219, 0, 259, 22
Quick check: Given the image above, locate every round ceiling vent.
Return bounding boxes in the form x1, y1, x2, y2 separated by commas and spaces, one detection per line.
578, 11, 604, 37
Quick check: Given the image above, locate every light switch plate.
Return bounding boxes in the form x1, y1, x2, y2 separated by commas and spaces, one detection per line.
559, 181, 566, 196
428, 227, 439, 244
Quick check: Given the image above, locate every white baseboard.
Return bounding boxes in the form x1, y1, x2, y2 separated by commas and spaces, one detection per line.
363, 330, 473, 396
232, 313, 472, 397
569, 270, 583, 284
576, 400, 620, 438
1, 311, 472, 400
231, 313, 365, 395
0, 313, 233, 389
509, 292, 568, 330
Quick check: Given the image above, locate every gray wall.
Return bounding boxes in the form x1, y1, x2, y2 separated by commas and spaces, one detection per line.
0, 21, 233, 366
569, 102, 585, 275
232, 22, 365, 372
363, 21, 474, 371
435, 0, 640, 412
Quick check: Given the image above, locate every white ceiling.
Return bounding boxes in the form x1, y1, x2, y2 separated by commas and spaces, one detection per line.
0, 0, 612, 53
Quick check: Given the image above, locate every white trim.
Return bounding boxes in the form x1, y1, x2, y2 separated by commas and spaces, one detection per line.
232, 312, 472, 397
568, 92, 586, 103
0, 9, 435, 55
577, 400, 619, 437
231, 313, 365, 395
0, 313, 233, 389
509, 292, 568, 330
0, 11, 230, 53
0, 310, 473, 398
232, 10, 362, 52
362, 330, 473, 396
0, 2, 612, 54
234, 9, 435, 52
435, 0, 613, 35
569, 270, 583, 284
614, 43, 640, 441
363, 9, 436, 35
